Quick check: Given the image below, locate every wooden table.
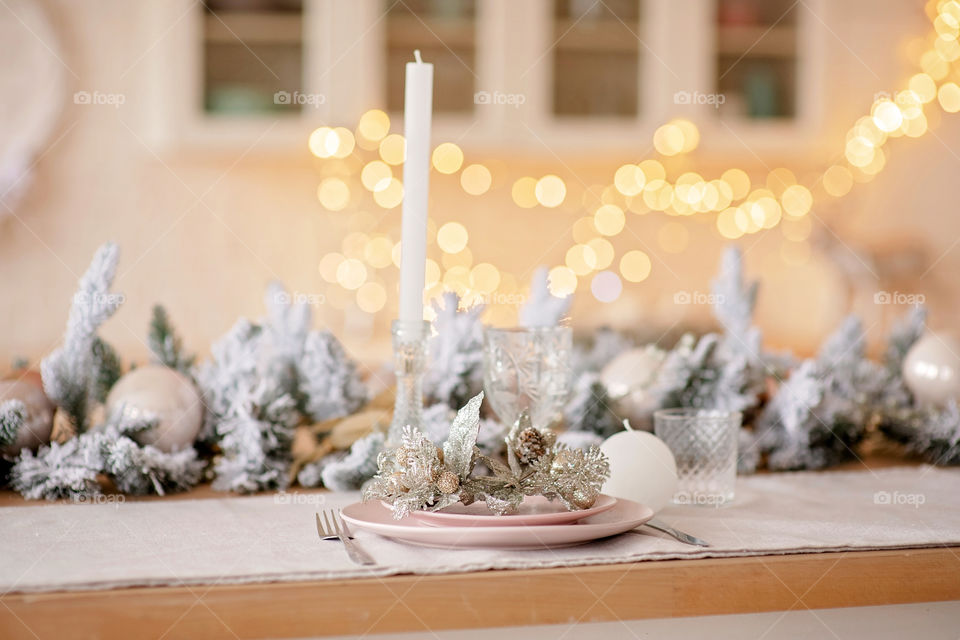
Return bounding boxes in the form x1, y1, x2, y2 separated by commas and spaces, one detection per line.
2, 458, 959, 639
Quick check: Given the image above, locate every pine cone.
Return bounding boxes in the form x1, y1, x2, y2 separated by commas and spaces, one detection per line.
516, 427, 547, 464
436, 470, 460, 494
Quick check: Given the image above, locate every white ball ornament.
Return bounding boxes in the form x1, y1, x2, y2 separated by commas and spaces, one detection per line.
600, 346, 665, 430
105, 365, 203, 452
903, 333, 960, 406
0, 379, 54, 455
600, 423, 678, 512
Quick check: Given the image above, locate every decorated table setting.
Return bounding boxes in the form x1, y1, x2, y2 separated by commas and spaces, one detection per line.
4, 8, 960, 638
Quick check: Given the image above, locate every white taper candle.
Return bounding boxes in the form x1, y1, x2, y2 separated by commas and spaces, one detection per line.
398, 49, 433, 335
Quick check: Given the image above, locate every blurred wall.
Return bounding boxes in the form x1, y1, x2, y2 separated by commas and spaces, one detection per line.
0, 0, 957, 372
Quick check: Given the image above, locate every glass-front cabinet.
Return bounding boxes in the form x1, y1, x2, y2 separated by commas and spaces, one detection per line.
146, 0, 824, 153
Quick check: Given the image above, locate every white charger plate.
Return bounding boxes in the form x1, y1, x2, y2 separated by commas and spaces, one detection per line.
341, 498, 654, 550
406, 494, 618, 527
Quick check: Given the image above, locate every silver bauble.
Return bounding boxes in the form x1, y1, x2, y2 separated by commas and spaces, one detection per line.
0, 379, 54, 455
105, 365, 203, 452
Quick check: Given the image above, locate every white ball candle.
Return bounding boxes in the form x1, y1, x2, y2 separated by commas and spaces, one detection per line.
600, 422, 678, 512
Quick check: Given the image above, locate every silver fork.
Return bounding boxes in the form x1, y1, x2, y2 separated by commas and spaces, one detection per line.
316, 510, 376, 565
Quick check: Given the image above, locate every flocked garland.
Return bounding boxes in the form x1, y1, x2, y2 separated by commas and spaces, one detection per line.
2, 242, 958, 501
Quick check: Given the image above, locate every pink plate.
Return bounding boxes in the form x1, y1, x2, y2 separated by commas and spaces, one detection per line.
341, 498, 654, 550
406, 494, 618, 527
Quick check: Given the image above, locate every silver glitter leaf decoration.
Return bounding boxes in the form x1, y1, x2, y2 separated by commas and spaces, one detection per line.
442, 391, 483, 480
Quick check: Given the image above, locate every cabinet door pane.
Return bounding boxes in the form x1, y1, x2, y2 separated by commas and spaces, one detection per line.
385, 0, 477, 114
715, 0, 798, 119
552, 0, 641, 117
202, 0, 305, 116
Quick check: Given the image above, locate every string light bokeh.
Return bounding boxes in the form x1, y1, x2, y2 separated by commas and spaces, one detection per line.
311, 0, 960, 323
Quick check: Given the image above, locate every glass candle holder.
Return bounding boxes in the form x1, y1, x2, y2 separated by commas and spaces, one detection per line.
387, 320, 430, 447
482, 326, 573, 429
654, 408, 741, 507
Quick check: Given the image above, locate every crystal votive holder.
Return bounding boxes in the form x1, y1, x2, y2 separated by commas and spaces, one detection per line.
387, 320, 430, 447
654, 408, 741, 507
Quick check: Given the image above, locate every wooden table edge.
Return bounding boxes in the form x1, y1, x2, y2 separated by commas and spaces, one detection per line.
2, 547, 959, 639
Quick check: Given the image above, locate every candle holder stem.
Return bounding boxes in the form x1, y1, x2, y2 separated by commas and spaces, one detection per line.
388, 320, 429, 446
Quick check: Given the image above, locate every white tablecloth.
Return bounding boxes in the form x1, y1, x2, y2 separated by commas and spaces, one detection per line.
1, 466, 958, 593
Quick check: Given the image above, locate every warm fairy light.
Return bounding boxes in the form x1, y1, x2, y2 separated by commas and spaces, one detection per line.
765, 168, 797, 197
674, 119, 700, 153
336, 258, 367, 290
470, 263, 501, 293
318, 252, 345, 282
590, 271, 623, 303
391, 241, 402, 267
317, 177, 350, 211
638, 159, 665, 185
859, 147, 887, 175
721, 168, 751, 200
357, 109, 391, 143
587, 237, 615, 269
845, 135, 876, 167
822, 165, 854, 197
437, 222, 469, 253
872, 99, 904, 132
432, 142, 464, 174
938, 82, 960, 111
565, 244, 598, 275
643, 182, 674, 210
511, 177, 539, 208
614, 164, 646, 196
716, 208, 744, 239
909, 73, 938, 103
308, 127, 337, 158
935, 33, 960, 60
535, 175, 566, 207
653, 122, 685, 156
547, 266, 577, 296
356, 281, 387, 313
423, 259, 441, 288
460, 164, 492, 195
619, 250, 651, 282
305, 4, 960, 303
373, 177, 404, 208
781, 184, 813, 217
593, 204, 625, 236
330, 127, 355, 158
658, 221, 689, 253
363, 235, 394, 268
361, 161, 393, 192
379, 134, 406, 165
